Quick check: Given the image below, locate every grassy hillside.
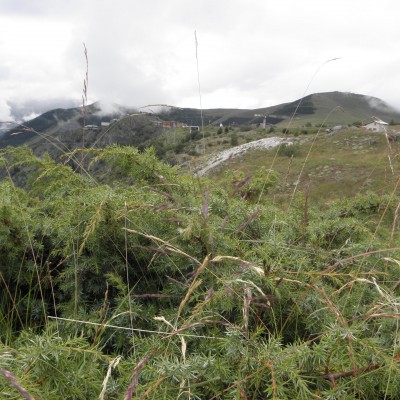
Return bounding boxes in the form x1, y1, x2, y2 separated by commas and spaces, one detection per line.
197, 128, 400, 205
201, 91, 400, 128
287, 92, 400, 127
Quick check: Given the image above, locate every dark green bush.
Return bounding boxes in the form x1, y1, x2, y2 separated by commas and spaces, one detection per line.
230, 133, 238, 146
174, 141, 185, 153
240, 125, 252, 132
277, 143, 301, 157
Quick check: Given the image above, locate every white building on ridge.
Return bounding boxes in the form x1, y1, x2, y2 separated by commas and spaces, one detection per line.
363, 116, 389, 132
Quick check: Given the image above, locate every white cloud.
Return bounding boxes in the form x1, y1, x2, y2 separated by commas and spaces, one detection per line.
0, 101, 12, 122
1, 0, 400, 121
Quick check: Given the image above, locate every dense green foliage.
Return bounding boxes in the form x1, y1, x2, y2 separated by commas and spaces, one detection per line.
0, 145, 399, 399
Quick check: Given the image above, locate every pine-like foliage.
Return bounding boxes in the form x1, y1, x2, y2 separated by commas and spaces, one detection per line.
0, 145, 399, 399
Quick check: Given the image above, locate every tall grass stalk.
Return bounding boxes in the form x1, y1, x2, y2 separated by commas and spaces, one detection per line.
74, 42, 89, 317
194, 30, 205, 154
124, 352, 155, 400
0, 368, 36, 400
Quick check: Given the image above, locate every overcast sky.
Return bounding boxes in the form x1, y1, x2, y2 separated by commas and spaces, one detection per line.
1, 0, 400, 121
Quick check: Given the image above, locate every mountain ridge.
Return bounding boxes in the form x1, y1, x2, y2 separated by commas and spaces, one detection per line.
1, 91, 400, 155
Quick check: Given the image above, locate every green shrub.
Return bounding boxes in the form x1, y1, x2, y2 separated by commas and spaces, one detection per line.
230, 133, 238, 146
277, 143, 300, 157
1, 146, 399, 399
240, 125, 252, 132
174, 141, 185, 153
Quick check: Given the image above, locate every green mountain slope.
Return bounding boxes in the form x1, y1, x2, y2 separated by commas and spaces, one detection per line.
0, 103, 164, 159
1, 92, 400, 159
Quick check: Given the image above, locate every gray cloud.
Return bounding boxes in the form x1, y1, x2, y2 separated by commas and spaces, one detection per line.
7, 98, 81, 122
0, 1, 44, 14
1, 0, 400, 122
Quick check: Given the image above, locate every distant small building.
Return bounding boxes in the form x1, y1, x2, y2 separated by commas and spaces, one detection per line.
101, 121, 110, 127
158, 121, 185, 128
363, 117, 388, 132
